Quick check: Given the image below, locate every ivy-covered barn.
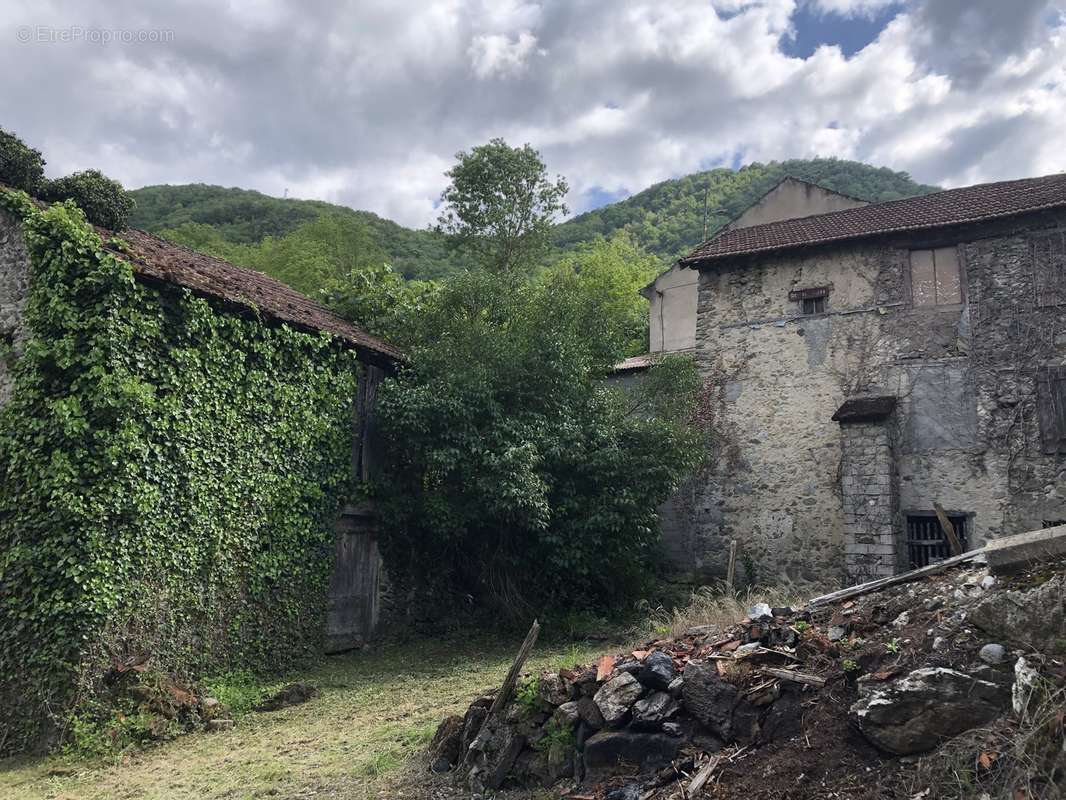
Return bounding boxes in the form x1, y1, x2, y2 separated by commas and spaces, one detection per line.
0, 189, 399, 753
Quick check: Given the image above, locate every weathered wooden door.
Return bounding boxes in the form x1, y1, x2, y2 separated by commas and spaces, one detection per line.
325, 503, 381, 653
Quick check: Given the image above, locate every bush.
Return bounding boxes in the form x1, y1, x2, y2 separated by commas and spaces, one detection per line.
41, 169, 135, 229
0, 128, 45, 193
374, 266, 706, 619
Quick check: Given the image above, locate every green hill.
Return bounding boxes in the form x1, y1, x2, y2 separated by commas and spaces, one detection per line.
128, 159, 938, 281
128, 184, 468, 280
552, 158, 939, 262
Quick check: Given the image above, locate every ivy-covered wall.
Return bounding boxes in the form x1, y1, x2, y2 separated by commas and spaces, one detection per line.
0, 191, 359, 753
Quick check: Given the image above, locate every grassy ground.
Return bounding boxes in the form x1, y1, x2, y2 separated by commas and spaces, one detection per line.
0, 631, 628, 800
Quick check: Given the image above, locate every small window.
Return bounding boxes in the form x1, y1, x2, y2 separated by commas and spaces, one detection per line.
1032, 231, 1066, 307
1036, 366, 1066, 454
910, 247, 962, 306
790, 286, 829, 315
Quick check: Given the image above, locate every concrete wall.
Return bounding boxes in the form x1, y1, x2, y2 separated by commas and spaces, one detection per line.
726, 178, 867, 230
645, 264, 700, 352
645, 180, 866, 356
0, 212, 31, 405
663, 210, 1066, 588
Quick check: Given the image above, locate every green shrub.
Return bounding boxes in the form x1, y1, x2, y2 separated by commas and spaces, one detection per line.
40, 169, 134, 229
375, 268, 706, 618
0, 128, 45, 193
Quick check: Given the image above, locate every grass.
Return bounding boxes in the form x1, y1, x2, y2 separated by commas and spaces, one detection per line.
647, 582, 809, 640
0, 585, 783, 800
0, 631, 625, 800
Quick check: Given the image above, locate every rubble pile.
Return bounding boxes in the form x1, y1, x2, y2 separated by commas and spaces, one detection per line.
431, 551, 1066, 799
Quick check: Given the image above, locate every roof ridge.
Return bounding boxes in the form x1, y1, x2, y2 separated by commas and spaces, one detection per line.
680, 172, 1066, 266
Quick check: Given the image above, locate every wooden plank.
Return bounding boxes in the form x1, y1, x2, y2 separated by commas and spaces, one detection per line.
808, 548, 984, 607
933, 502, 964, 556
463, 619, 540, 768
688, 754, 723, 797
761, 667, 826, 687
726, 540, 737, 590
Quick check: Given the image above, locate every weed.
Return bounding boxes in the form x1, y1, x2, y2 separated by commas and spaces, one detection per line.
741, 554, 758, 587
514, 674, 541, 712
200, 670, 269, 718
64, 707, 176, 760
793, 620, 810, 633
885, 638, 901, 653
533, 718, 575, 754
648, 583, 808, 640
842, 659, 859, 672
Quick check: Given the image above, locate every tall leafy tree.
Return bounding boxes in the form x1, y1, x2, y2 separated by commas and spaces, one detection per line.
435, 138, 568, 273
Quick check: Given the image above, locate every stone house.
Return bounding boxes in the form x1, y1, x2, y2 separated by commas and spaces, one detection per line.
631, 174, 1066, 587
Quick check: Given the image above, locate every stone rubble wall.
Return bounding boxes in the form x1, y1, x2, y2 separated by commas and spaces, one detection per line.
0, 211, 31, 405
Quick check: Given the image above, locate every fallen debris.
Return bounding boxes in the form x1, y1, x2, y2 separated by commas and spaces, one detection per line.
430, 532, 1066, 799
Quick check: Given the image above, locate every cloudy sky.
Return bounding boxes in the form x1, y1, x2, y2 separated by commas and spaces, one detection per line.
2, 0, 1065, 227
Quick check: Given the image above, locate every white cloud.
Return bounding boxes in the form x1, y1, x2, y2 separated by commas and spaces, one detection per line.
0, 0, 1063, 227
468, 31, 539, 78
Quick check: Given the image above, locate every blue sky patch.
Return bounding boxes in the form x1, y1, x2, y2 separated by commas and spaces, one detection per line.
781, 2, 902, 59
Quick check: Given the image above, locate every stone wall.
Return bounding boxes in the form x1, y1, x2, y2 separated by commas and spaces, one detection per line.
662, 210, 1066, 587
839, 420, 902, 580
0, 211, 30, 404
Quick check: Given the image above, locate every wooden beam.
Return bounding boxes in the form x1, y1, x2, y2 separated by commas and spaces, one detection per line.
688, 754, 723, 796
933, 502, 964, 556
808, 548, 984, 607
463, 619, 540, 768
760, 667, 826, 687
726, 540, 738, 590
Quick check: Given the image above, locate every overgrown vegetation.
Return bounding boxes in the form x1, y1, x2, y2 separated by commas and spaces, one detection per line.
0, 127, 46, 193
372, 140, 707, 619
39, 169, 135, 230
0, 129, 135, 228
374, 268, 707, 618
0, 190, 359, 753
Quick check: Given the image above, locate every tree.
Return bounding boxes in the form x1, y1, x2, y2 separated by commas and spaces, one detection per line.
435, 138, 568, 273
373, 269, 705, 619
162, 214, 388, 299
321, 262, 438, 345
41, 169, 135, 229
0, 128, 45, 194
542, 231, 662, 357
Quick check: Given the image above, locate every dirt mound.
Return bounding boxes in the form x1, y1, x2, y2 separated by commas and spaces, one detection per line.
431, 553, 1066, 799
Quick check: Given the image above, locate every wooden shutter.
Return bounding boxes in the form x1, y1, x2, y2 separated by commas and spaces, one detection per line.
1036, 367, 1066, 454
910, 249, 936, 306
1033, 231, 1066, 308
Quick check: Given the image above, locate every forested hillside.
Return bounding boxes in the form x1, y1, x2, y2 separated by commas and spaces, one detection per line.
128, 184, 468, 280
128, 159, 938, 282
552, 158, 939, 261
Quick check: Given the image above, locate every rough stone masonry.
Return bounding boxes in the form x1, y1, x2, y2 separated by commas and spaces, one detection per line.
639, 176, 1066, 588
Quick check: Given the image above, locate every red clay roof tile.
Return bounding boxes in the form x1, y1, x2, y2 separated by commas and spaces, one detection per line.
680, 173, 1066, 266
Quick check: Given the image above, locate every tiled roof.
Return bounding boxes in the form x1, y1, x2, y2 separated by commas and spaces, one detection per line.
680, 173, 1066, 266
611, 353, 657, 372
106, 228, 401, 364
